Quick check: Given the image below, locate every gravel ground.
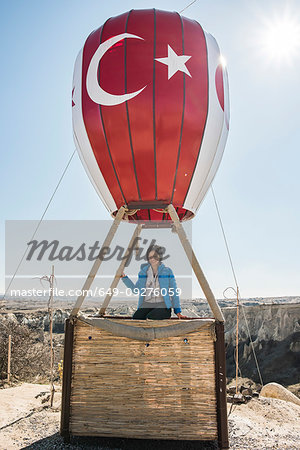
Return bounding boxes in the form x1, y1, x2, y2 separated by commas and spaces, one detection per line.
1, 384, 300, 449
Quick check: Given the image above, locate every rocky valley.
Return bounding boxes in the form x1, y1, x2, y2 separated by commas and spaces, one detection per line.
1, 297, 299, 387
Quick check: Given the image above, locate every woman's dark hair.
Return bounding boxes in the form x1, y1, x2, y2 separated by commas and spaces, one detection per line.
146, 244, 165, 262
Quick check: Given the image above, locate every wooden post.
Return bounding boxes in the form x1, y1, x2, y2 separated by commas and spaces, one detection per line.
99, 224, 142, 315
167, 204, 224, 322
70, 206, 126, 317
49, 265, 55, 407
60, 318, 75, 441
236, 287, 239, 394
7, 334, 11, 384
215, 322, 229, 449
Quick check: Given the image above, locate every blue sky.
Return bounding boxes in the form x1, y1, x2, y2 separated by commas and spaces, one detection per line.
1, 0, 300, 299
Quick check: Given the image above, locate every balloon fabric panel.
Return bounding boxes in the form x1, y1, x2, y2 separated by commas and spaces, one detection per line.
100, 13, 140, 204
125, 9, 156, 201
155, 10, 184, 204
81, 26, 126, 206
172, 17, 208, 207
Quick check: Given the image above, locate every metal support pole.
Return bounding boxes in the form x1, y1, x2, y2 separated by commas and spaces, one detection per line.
99, 224, 142, 315
167, 204, 224, 322
70, 207, 126, 317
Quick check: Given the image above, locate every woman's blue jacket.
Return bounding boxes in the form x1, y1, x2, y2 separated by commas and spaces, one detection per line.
121, 262, 181, 314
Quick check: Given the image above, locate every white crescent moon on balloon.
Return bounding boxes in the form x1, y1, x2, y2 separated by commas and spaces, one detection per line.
86, 33, 147, 106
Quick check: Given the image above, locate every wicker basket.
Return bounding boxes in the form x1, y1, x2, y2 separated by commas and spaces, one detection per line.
61, 317, 228, 447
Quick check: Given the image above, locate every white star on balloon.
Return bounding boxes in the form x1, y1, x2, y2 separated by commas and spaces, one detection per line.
155, 45, 192, 79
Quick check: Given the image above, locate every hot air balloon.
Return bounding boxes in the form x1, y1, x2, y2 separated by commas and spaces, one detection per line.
72, 9, 229, 222
62, 10, 229, 448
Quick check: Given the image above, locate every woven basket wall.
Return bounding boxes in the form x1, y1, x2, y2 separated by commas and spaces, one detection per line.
69, 318, 217, 440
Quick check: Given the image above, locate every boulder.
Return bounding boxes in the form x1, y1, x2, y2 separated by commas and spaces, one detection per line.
261, 382, 300, 406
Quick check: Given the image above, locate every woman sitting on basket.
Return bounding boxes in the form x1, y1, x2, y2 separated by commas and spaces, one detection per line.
121, 244, 186, 320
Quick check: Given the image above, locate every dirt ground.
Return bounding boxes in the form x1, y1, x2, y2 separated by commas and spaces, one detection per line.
0, 383, 300, 449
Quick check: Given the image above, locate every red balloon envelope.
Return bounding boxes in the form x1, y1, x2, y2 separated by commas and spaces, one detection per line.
72, 9, 229, 222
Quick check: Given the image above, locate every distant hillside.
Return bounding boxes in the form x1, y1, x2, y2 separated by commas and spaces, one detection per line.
223, 303, 300, 385
1, 295, 300, 312
1, 297, 299, 386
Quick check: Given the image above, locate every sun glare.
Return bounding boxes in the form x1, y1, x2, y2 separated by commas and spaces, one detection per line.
219, 55, 227, 68
259, 10, 300, 64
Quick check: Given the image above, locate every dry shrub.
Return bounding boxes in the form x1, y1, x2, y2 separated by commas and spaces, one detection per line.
0, 316, 50, 382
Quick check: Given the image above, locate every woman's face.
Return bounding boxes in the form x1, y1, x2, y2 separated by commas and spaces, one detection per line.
148, 250, 160, 270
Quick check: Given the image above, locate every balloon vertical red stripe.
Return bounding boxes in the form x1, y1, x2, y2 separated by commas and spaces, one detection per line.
155, 10, 184, 203
126, 9, 156, 201
173, 19, 208, 206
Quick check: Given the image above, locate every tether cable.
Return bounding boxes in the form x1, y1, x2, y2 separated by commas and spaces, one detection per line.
211, 184, 264, 387
179, 0, 199, 14
1, 150, 76, 302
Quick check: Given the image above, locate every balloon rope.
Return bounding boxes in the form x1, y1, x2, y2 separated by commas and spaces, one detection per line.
153, 208, 168, 213
1, 150, 76, 303
211, 184, 264, 387
179, 0, 199, 14
124, 209, 139, 217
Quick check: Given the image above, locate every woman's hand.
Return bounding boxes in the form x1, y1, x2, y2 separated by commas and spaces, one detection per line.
120, 273, 126, 278
176, 312, 188, 319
